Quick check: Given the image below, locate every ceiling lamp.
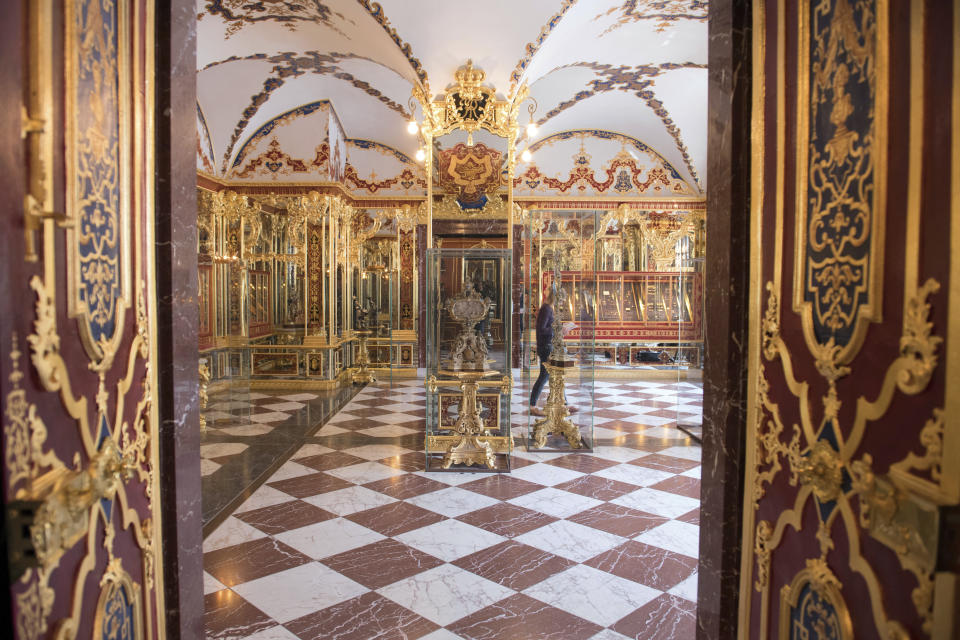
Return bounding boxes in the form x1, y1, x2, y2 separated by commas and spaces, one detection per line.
525, 97, 539, 138
407, 120, 418, 134
521, 148, 532, 163
415, 147, 426, 162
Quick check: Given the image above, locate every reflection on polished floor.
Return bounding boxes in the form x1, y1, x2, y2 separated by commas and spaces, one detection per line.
202, 379, 702, 640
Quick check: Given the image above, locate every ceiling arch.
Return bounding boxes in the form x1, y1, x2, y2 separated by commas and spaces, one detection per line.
196, 0, 708, 190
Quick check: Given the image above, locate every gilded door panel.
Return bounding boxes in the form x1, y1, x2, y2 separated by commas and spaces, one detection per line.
740, 0, 959, 638
3, 1, 164, 639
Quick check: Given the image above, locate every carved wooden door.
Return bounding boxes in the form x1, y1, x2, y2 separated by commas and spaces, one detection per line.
739, 0, 959, 638
2, 1, 166, 639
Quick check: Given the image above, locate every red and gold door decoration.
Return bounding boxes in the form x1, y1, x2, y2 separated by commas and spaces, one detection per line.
5, 1, 165, 639
739, 0, 959, 638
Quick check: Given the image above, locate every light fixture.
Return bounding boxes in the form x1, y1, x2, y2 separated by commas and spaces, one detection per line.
521, 148, 533, 163
407, 120, 418, 134
415, 147, 426, 162
525, 97, 539, 138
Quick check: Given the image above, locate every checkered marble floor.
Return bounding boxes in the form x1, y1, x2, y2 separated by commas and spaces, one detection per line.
204, 378, 702, 640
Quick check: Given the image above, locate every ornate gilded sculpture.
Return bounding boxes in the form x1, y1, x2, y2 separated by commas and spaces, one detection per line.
443, 279, 492, 370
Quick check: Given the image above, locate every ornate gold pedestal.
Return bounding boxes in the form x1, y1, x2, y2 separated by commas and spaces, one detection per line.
531, 360, 583, 449
352, 330, 376, 384
428, 370, 508, 469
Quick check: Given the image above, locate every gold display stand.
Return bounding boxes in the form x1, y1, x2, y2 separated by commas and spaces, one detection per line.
352, 330, 376, 384
531, 359, 583, 449
428, 370, 509, 469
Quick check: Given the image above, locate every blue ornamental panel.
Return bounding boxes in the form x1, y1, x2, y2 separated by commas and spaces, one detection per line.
790, 583, 843, 640
796, 0, 884, 357
100, 583, 135, 640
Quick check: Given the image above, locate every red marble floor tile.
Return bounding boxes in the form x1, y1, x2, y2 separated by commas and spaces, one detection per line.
612, 593, 697, 640
599, 420, 651, 433
508, 455, 536, 469
285, 592, 439, 640
363, 473, 448, 500
456, 502, 558, 538
544, 453, 620, 473
235, 500, 337, 535
321, 418, 376, 431
460, 474, 544, 500
377, 451, 426, 472
345, 501, 446, 537
567, 503, 669, 537
204, 538, 313, 587
321, 538, 444, 590
593, 408, 638, 420
447, 593, 602, 640
676, 508, 700, 525
452, 541, 575, 591
629, 453, 701, 474
585, 541, 697, 591
553, 474, 639, 501
644, 408, 685, 419
295, 451, 368, 471
267, 472, 354, 499
346, 407, 395, 418
204, 589, 276, 639
650, 475, 701, 499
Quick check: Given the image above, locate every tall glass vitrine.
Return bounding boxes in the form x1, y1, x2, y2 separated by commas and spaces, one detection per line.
425, 248, 513, 471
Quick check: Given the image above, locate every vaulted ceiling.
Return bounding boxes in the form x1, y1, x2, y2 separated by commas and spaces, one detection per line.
196, 0, 708, 192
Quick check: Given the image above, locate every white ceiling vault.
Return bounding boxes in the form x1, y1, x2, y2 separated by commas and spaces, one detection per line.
196, 0, 708, 194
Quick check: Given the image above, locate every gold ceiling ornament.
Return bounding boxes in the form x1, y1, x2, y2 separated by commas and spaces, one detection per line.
413, 60, 527, 141
753, 520, 772, 593
796, 439, 844, 504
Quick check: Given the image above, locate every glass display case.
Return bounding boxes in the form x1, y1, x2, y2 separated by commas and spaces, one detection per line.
425, 248, 513, 471
522, 210, 597, 451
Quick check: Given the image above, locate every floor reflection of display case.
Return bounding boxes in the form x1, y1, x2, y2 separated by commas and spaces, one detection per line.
425, 249, 512, 472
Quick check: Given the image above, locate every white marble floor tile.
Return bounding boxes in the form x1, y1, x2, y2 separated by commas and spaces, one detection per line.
366, 412, 425, 425
414, 471, 486, 486
522, 564, 661, 627
274, 518, 385, 560
303, 486, 398, 516
240, 625, 302, 640
509, 462, 584, 487
200, 459, 221, 477
326, 411, 361, 425
635, 426, 690, 439
233, 562, 369, 624
215, 424, 275, 437
657, 445, 703, 462
248, 411, 291, 424
419, 630, 466, 640
357, 425, 421, 438
325, 461, 406, 484
507, 487, 603, 519
341, 444, 416, 460
279, 393, 318, 401
316, 424, 351, 436
406, 487, 499, 518
668, 570, 698, 602
514, 520, 627, 562
209, 401, 253, 410
245, 393, 273, 400
261, 402, 305, 411
234, 484, 297, 513
593, 463, 675, 487
376, 564, 515, 626
201, 443, 249, 459
291, 443, 335, 458
268, 461, 318, 482
589, 446, 651, 463
201, 410, 234, 420
203, 571, 226, 595
587, 630, 634, 640
395, 519, 505, 562
377, 402, 423, 413
681, 465, 702, 479
611, 488, 701, 519
635, 520, 700, 558
203, 517, 267, 552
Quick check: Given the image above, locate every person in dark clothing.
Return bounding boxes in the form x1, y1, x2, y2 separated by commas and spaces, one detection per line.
529, 291, 554, 415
